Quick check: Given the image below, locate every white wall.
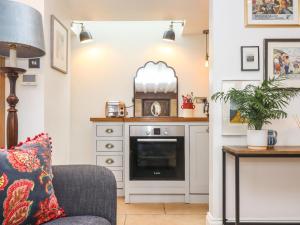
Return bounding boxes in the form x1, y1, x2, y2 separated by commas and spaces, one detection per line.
5, 0, 71, 165
70, 21, 209, 164
208, 0, 300, 224
43, 0, 71, 165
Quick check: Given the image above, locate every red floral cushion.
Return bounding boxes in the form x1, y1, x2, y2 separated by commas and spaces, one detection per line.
0, 133, 65, 225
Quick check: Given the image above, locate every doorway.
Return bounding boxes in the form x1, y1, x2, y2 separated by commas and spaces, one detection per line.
0, 57, 5, 147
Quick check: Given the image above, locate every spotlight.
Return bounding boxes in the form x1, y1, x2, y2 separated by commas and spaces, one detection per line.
163, 21, 184, 42
71, 22, 93, 43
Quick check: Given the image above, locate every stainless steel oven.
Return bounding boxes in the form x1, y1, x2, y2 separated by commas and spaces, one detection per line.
130, 126, 185, 181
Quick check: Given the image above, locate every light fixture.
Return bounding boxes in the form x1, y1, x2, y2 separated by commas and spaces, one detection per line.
0, 1, 45, 147
72, 22, 93, 43
163, 21, 184, 42
203, 30, 209, 67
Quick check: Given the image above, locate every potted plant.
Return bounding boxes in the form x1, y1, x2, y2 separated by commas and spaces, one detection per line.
212, 80, 300, 150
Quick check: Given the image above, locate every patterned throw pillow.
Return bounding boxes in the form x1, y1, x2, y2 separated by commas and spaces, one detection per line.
0, 133, 65, 225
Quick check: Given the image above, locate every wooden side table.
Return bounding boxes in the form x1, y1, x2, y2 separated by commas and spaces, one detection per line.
222, 146, 300, 225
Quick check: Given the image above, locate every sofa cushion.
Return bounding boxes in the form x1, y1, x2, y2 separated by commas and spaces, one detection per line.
0, 133, 65, 225
44, 216, 111, 225
19, 133, 54, 177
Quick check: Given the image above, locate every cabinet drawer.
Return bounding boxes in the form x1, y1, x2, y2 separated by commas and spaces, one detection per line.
112, 170, 123, 182
96, 140, 123, 152
96, 155, 123, 167
96, 125, 123, 137
117, 182, 124, 189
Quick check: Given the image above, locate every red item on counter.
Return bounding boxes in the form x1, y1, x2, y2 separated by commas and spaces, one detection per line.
181, 102, 195, 109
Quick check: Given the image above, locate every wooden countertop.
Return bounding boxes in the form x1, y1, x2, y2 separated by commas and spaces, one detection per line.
90, 117, 209, 123
223, 146, 300, 156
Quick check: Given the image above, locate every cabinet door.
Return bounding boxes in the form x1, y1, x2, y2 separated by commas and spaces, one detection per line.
189, 126, 209, 194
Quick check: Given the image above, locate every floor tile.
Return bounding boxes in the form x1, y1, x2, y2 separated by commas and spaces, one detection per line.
117, 198, 165, 215
125, 215, 206, 225
117, 215, 126, 225
164, 203, 208, 215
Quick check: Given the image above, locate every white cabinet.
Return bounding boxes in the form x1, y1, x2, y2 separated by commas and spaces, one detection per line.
92, 121, 209, 201
96, 125, 123, 137
189, 125, 209, 194
94, 123, 124, 196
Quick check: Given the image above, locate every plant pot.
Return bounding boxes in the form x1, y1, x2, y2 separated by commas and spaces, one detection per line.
182, 109, 194, 118
247, 129, 268, 150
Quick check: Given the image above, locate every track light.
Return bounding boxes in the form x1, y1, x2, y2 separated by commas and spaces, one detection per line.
163, 21, 184, 42
71, 22, 93, 43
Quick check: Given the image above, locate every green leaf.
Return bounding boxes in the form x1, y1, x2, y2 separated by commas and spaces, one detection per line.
211, 79, 300, 129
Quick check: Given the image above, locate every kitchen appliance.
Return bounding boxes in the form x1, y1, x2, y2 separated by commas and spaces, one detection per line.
105, 101, 126, 118
130, 125, 185, 181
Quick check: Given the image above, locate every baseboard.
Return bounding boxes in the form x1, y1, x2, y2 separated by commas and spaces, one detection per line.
206, 212, 222, 225
128, 194, 185, 203
189, 194, 209, 203
206, 212, 300, 225
117, 189, 124, 197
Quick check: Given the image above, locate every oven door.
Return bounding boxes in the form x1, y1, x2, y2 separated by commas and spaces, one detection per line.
130, 137, 185, 181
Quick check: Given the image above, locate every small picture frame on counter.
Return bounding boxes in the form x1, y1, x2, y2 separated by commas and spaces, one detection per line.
241, 46, 260, 71
28, 58, 40, 68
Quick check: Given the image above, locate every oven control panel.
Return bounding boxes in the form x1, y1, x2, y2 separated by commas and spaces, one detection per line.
130, 126, 185, 137
153, 128, 161, 135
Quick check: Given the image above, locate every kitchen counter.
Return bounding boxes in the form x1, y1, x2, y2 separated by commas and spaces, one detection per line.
91, 116, 209, 203
90, 117, 209, 123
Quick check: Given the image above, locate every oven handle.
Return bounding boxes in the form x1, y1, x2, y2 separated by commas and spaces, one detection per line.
137, 139, 178, 143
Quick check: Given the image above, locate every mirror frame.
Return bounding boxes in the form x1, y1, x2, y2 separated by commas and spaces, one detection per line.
133, 61, 178, 117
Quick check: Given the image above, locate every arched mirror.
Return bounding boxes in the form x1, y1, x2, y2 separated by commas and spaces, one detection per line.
134, 61, 178, 117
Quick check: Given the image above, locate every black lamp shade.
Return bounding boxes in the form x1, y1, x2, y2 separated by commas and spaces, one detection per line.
163, 28, 175, 42
80, 27, 93, 43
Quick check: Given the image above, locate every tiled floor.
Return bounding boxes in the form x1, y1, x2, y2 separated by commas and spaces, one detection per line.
117, 198, 208, 225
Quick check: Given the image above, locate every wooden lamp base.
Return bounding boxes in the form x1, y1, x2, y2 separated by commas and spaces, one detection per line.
0, 67, 26, 148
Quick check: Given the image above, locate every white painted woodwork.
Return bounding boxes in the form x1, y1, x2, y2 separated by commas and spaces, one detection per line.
96, 155, 123, 167
189, 125, 209, 194
94, 123, 124, 194
112, 170, 123, 182
96, 125, 123, 137
96, 140, 123, 152
93, 121, 209, 201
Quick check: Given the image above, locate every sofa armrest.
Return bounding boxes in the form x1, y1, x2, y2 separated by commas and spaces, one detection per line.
52, 165, 117, 225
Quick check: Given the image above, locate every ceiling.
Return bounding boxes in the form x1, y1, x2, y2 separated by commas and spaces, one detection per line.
65, 0, 208, 34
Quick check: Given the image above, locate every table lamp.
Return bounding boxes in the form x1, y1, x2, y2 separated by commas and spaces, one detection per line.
0, 1, 45, 148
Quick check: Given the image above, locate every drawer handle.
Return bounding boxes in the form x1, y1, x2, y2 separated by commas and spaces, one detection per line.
206, 128, 209, 133
105, 158, 114, 164
105, 129, 114, 134
105, 143, 114, 149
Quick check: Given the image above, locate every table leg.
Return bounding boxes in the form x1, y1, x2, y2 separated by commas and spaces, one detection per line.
223, 150, 226, 225
235, 156, 240, 225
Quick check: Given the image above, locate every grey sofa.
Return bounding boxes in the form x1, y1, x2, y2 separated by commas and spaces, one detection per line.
44, 165, 117, 225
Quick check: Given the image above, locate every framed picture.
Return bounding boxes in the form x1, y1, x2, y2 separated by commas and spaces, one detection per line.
51, 15, 68, 74
241, 46, 260, 71
28, 58, 40, 69
264, 39, 300, 87
222, 80, 260, 136
245, 0, 300, 27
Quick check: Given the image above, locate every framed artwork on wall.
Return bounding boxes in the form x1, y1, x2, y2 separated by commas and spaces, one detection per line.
241, 46, 260, 71
51, 15, 68, 74
222, 80, 260, 136
245, 0, 300, 27
264, 39, 300, 87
